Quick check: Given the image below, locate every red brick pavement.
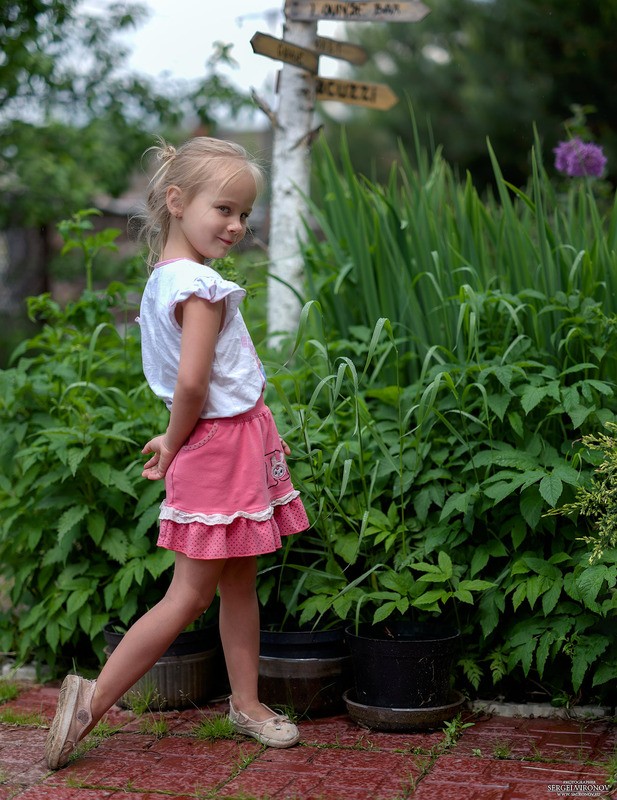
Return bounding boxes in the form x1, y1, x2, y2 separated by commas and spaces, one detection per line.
0, 684, 614, 799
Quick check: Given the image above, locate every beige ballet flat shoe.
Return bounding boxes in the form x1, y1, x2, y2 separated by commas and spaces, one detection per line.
228, 697, 300, 748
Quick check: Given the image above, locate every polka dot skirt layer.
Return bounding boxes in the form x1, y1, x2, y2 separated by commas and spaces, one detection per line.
156, 396, 309, 560
157, 495, 308, 559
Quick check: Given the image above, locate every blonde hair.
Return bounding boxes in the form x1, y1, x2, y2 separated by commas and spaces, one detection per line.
139, 136, 265, 270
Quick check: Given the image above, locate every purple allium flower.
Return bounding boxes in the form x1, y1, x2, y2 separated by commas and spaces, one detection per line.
553, 138, 607, 178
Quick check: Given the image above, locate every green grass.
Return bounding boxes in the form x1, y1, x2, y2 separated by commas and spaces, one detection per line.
122, 684, 165, 715
0, 680, 19, 704
0, 708, 45, 726
69, 719, 122, 761
138, 715, 169, 738
193, 714, 235, 741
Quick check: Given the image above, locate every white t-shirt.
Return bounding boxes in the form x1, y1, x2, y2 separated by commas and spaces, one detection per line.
138, 259, 266, 418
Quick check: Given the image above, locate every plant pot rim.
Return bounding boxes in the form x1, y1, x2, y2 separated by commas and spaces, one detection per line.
259, 625, 349, 659
343, 688, 465, 731
103, 620, 219, 657
345, 621, 460, 644
260, 626, 346, 642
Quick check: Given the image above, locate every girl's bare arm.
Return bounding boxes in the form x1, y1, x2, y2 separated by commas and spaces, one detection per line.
142, 295, 223, 480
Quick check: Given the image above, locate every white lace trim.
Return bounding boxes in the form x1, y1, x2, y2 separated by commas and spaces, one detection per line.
159, 490, 300, 526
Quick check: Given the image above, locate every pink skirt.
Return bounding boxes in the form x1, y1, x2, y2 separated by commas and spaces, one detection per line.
157, 396, 309, 560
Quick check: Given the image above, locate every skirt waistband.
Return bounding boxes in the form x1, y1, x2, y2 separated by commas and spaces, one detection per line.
202, 393, 267, 425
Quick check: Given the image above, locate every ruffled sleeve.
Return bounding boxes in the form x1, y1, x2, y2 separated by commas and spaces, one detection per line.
167, 262, 246, 331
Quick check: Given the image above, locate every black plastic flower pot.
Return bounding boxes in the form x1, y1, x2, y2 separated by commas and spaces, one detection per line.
260, 626, 349, 659
345, 620, 461, 709
258, 626, 352, 716
103, 621, 220, 657
103, 621, 226, 710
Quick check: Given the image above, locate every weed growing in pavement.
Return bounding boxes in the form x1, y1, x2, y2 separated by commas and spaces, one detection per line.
231, 751, 260, 774
66, 777, 139, 793
492, 741, 512, 759
139, 715, 169, 738
441, 714, 475, 750
390, 772, 417, 799
346, 734, 376, 750
605, 748, 617, 788
69, 720, 122, 761
308, 733, 376, 751
90, 720, 120, 738
197, 793, 276, 800
401, 745, 435, 755
0, 708, 45, 726
193, 714, 235, 741
406, 752, 434, 784
0, 680, 19, 704
123, 684, 165, 715
194, 755, 268, 800
526, 742, 545, 762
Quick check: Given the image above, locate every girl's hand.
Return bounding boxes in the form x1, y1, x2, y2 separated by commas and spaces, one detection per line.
142, 435, 176, 480
281, 438, 291, 456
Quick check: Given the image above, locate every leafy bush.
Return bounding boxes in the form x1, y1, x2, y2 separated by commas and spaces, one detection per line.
0, 215, 170, 674
268, 299, 617, 705
276, 132, 617, 706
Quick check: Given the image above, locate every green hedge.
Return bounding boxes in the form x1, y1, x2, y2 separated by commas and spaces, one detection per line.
265, 132, 617, 705
0, 217, 171, 674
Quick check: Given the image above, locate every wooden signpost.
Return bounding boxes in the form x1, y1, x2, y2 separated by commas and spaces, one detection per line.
255, 0, 431, 341
315, 76, 397, 109
250, 32, 319, 74
314, 35, 367, 65
252, 33, 368, 71
287, 1, 430, 23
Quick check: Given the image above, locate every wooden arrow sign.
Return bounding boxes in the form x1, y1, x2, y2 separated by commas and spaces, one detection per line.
287, 1, 430, 23
315, 76, 398, 109
314, 35, 368, 65
250, 32, 319, 74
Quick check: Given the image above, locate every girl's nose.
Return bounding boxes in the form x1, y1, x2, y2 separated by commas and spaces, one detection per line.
228, 216, 243, 232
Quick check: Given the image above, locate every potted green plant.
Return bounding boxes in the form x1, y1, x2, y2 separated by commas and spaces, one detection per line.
316, 549, 494, 730
254, 347, 366, 717
103, 606, 226, 710
256, 527, 352, 717
264, 315, 494, 729
343, 619, 463, 732
280, 132, 617, 713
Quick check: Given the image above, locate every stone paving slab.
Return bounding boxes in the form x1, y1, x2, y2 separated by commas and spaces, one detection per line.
414, 754, 613, 800
0, 684, 614, 799
452, 715, 617, 763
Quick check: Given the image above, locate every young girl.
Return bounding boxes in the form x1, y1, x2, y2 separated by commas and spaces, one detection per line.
45, 136, 309, 770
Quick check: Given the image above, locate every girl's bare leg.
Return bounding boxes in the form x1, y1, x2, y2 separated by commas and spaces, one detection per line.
87, 553, 226, 732
218, 555, 272, 721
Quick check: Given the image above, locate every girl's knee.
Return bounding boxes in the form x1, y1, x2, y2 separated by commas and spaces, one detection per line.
222, 555, 257, 577
219, 557, 257, 592
163, 586, 216, 621
166, 554, 225, 616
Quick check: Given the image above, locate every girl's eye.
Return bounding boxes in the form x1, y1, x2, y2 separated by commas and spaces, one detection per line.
241, 212, 250, 221
218, 206, 230, 214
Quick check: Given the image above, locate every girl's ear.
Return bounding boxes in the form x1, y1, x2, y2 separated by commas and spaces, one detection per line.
166, 185, 184, 219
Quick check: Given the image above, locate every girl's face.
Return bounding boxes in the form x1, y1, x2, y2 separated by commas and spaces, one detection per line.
165, 170, 257, 262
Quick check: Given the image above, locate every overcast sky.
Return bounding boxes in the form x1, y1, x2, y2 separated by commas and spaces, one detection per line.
115, 2, 342, 92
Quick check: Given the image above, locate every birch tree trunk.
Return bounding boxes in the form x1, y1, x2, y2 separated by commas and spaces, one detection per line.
267, 12, 317, 347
